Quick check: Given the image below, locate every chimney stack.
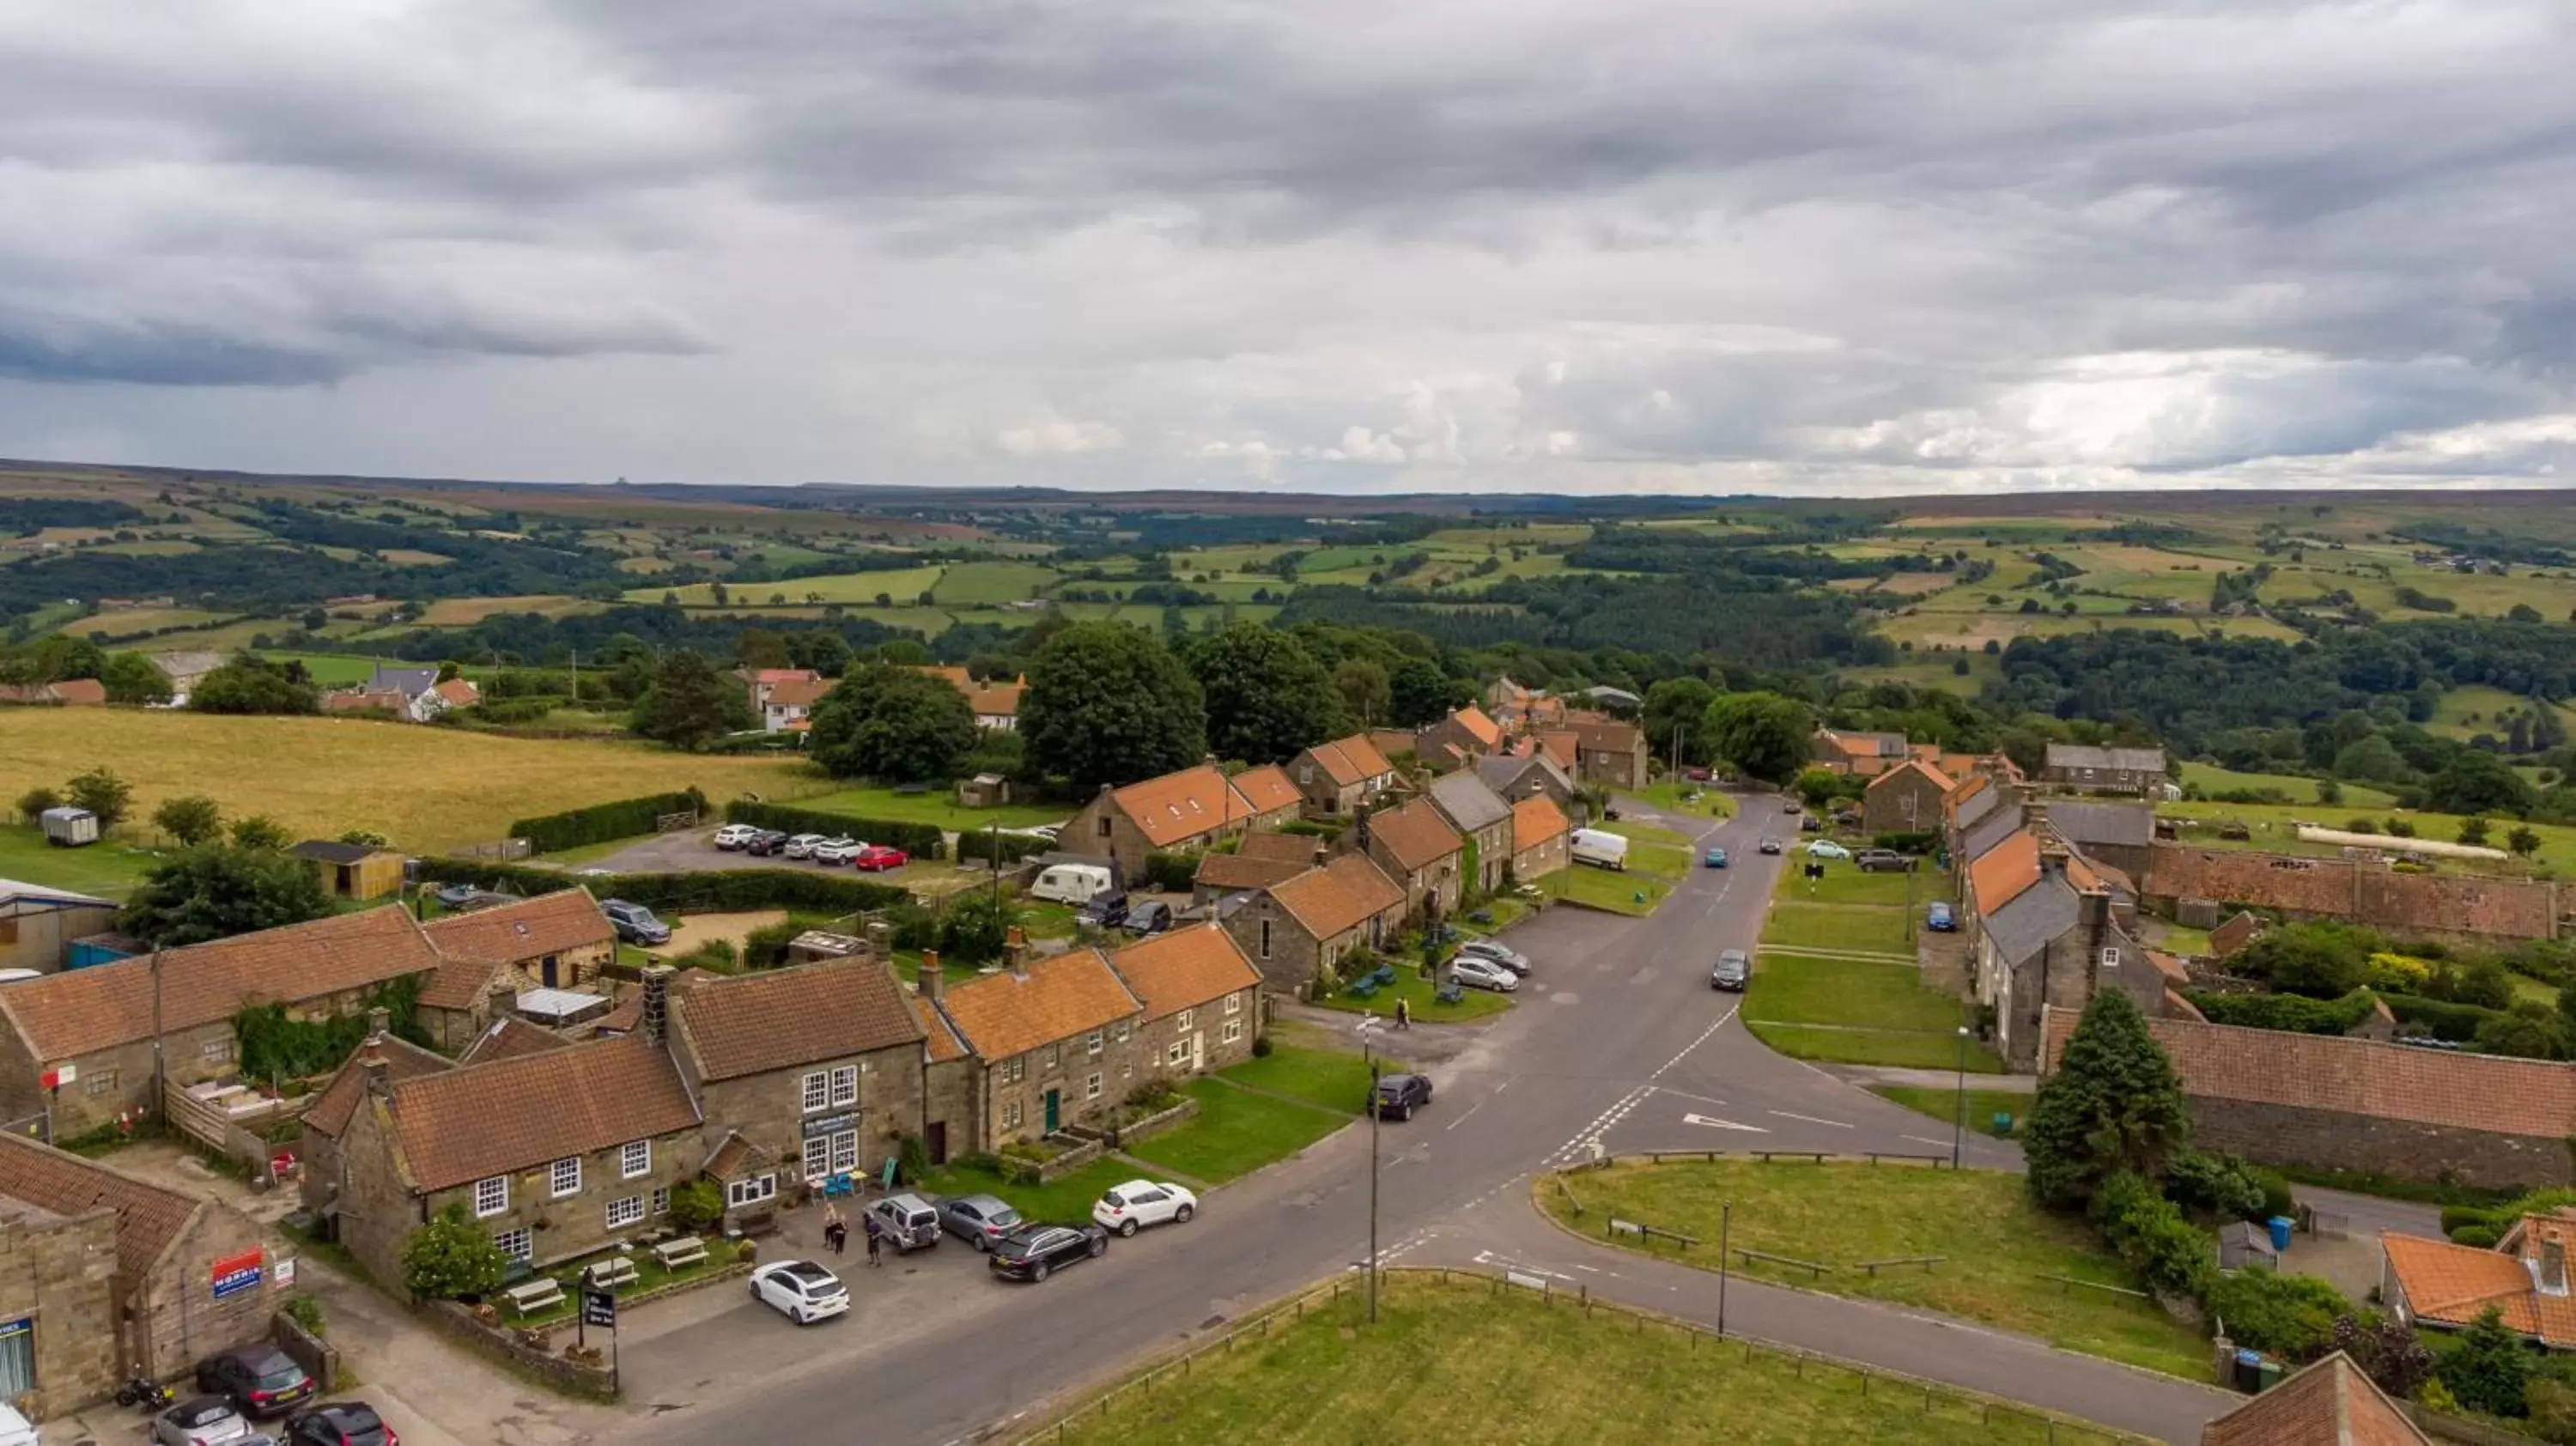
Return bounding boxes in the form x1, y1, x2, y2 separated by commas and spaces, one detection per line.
1001, 927, 1029, 979
640, 964, 673, 1045
361, 1048, 391, 1099
1312, 839, 1330, 867
866, 919, 892, 962
920, 950, 945, 1001
365, 1006, 390, 1039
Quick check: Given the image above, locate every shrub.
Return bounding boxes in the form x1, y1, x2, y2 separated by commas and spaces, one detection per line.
2441, 1307, 2535, 1417
2379, 992, 2501, 1042
509, 790, 707, 854
667, 1180, 725, 1233
1139, 850, 1201, 894
2332, 1312, 2436, 1400
2451, 1224, 2504, 1249
2094, 1171, 2211, 1299
2183, 988, 2376, 1036
2165, 1149, 2268, 1222
15, 785, 63, 821
2364, 952, 2435, 993
283, 1293, 327, 1339
955, 829, 1053, 866
938, 890, 1015, 964
1250, 1035, 1274, 1058
402, 1204, 508, 1302
2204, 1271, 2349, 1359
723, 800, 945, 860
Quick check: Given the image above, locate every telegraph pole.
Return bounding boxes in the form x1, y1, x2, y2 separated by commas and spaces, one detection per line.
1367, 1045, 1382, 1324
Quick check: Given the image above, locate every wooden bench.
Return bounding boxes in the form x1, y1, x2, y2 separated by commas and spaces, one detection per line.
652, 1236, 708, 1270
501, 1278, 565, 1316
582, 1256, 640, 1291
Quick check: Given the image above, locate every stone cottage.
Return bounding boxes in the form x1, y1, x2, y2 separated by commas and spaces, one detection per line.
935, 949, 1147, 1148
1425, 771, 1515, 897
1218, 853, 1406, 999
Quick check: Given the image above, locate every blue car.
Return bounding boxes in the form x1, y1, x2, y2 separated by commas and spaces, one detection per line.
1703, 848, 1728, 869
1926, 902, 1956, 933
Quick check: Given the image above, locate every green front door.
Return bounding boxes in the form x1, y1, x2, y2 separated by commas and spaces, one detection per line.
1043, 1089, 1060, 1133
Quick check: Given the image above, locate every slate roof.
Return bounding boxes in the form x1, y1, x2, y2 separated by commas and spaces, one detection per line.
1477, 753, 1572, 802
1110, 765, 1260, 848
2198, 1351, 2427, 1446
303, 1035, 453, 1139
423, 889, 613, 965
0, 1131, 200, 1282
388, 1035, 701, 1192
1366, 798, 1462, 873
369, 665, 438, 698
2046, 744, 2166, 775
2046, 801, 2156, 850
1303, 735, 1395, 788
672, 957, 926, 1082
1269, 854, 1406, 939
1959, 805, 2026, 864
0, 877, 114, 909
1425, 772, 1512, 836
456, 1015, 573, 1066
0, 907, 440, 1061
1948, 773, 2000, 829
1109, 925, 1262, 1022
1983, 872, 2081, 966
1969, 831, 2043, 915
1513, 794, 1571, 853
1230, 764, 1302, 817
939, 949, 1141, 1062
150, 650, 224, 683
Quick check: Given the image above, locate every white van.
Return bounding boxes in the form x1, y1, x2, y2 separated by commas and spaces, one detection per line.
1030, 863, 1118, 906
1570, 828, 1630, 872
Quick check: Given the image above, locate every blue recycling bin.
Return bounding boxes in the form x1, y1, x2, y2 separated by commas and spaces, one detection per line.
2266, 1216, 2294, 1253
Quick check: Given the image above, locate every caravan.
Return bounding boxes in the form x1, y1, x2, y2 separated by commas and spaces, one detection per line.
1569, 828, 1629, 871
1030, 862, 1119, 907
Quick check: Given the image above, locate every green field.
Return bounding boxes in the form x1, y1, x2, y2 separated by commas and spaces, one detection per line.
931, 559, 1059, 605
1122, 1078, 1349, 1184
0, 825, 164, 899
1868, 1085, 2036, 1138
2429, 685, 2567, 744
634, 564, 948, 607
2158, 798, 2576, 872
1542, 1160, 2205, 1378
1042, 1273, 2129, 1446
795, 786, 1067, 833
2172, 762, 2393, 806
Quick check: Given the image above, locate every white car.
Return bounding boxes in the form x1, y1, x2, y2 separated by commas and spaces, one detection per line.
1804, 840, 1853, 860
781, 833, 827, 860
750, 1260, 848, 1324
810, 835, 862, 866
1449, 956, 1520, 992
710, 823, 762, 851
1092, 1180, 1198, 1236
1455, 939, 1530, 975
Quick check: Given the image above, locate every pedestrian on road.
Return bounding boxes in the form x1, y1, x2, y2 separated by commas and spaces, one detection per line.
864, 1212, 884, 1267
823, 1204, 846, 1255
1394, 997, 1412, 1030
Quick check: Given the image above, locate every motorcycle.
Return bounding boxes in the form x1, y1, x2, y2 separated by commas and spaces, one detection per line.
114, 1374, 174, 1411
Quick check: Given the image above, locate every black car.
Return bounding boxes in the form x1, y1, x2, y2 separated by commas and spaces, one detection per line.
1710, 949, 1751, 992
1372, 1072, 1433, 1120
744, 829, 793, 857
283, 1401, 395, 1446
988, 1222, 1109, 1282
1124, 900, 1173, 935
196, 1344, 315, 1418
1078, 893, 1130, 929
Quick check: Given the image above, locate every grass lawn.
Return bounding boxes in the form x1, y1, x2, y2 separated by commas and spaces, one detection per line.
1219, 1043, 1382, 1115
2172, 762, 2392, 807
1042, 1273, 2129, 1446
1309, 964, 1513, 1024
1541, 1160, 2207, 1379
1746, 1022, 2004, 1072
1542, 862, 1673, 915
1784, 866, 1928, 908
1603, 818, 1694, 878
795, 785, 1066, 833
2, 709, 811, 852
0, 824, 164, 899
1763, 902, 1912, 957
1744, 955, 1967, 1036
1630, 781, 1736, 823
1868, 1085, 2035, 1137
1123, 1078, 1349, 1184
915, 1156, 1139, 1226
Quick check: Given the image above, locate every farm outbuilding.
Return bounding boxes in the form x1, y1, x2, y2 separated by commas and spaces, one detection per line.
289, 840, 406, 900
0, 879, 118, 975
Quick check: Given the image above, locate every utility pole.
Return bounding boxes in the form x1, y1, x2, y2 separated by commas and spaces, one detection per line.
1367, 1045, 1382, 1325
1952, 1025, 1971, 1169
1716, 1200, 1730, 1337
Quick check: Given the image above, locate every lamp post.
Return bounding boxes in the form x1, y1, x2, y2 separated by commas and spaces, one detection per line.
1366, 1046, 1382, 1324
1951, 1024, 1971, 1168
1716, 1200, 1731, 1337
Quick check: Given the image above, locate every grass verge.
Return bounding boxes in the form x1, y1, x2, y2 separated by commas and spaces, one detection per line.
1308, 965, 1514, 1023
1123, 1079, 1348, 1184
1867, 1085, 2034, 1137
1219, 1044, 1382, 1115
1543, 863, 1673, 915
1764, 901, 1913, 956
1745, 1022, 2005, 1072
1540, 1159, 2206, 1379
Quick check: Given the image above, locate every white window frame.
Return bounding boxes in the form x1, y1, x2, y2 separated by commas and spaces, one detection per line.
550, 1157, 581, 1198
1166, 1041, 1189, 1066
802, 1134, 831, 1182
606, 1195, 645, 1230
201, 1037, 232, 1062
1002, 1100, 1024, 1130
493, 1226, 533, 1262
1004, 1056, 1027, 1084
1085, 1030, 1103, 1058
829, 1130, 859, 1176
1223, 1020, 1243, 1044
2099, 947, 2122, 969
1114, 1023, 1131, 1043
829, 1065, 859, 1108
800, 1071, 829, 1113
1176, 1008, 1194, 1032
650, 1186, 670, 1216
621, 1139, 651, 1179
474, 1176, 508, 1218
1042, 1043, 1060, 1072
726, 1174, 776, 1208
1085, 1072, 1103, 1100
1224, 993, 1242, 1015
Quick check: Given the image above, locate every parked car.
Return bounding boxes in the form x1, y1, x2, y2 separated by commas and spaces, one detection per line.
1124, 900, 1174, 935
599, 899, 671, 946
1710, 948, 1751, 993
750, 1260, 850, 1323
1799, 815, 1825, 833
196, 1345, 315, 1419
1078, 893, 1130, 929
1092, 1180, 1198, 1236
1804, 840, 1852, 861
1926, 902, 1956, 933
1372, 1072, 1433, 1120
781, 833, 827, 860
988, 1222, 1109, 1282
280, 1402, 394, 1446
710, 823, 762, 851
866, 1193, 943, 1252
743, 829, 792, 856
809, 835, 862, 866
1702, 846, 1728, 868
1449, 956, 1519, 992
852, 844, 908, 872
155, 1397, 256, 1446
936, 1193, 1024, 1251
1757, 836, 1783, 855
1856, 849, 1914, 873
1781, 800, 1802, 815
1455, 939, 1530, 975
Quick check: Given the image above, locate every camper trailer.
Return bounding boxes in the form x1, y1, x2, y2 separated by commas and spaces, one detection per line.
39, 807, 99, 848
1030, 862, 1119, 906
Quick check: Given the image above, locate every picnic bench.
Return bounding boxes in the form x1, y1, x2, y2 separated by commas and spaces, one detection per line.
652, 1236, 708, 1270
1345, 963, 1400, 999
501, 1277, 566, 1316
582, 1256, 640, 1291
1434, 982, 1465, 1006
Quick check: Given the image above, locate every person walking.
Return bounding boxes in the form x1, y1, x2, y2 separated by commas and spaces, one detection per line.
1394, 996, 1412, 1030
822, 1204, 846, 1255
864, 1211, 884, 1267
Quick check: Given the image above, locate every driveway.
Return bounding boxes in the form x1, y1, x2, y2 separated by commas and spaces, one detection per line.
579, 827, 1000, 897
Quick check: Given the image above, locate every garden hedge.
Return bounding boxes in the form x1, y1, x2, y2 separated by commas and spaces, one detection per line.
1139, 850, 1201, 894
509, 789, 708, 854
414, 858, 912, 914
2181, 987, 2379, 1036
2378, 992, 2503, 1042
955, 829, 1054, 866
723, 800, 945, 860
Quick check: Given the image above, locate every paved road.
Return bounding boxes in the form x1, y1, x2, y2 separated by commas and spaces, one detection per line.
607, 795, 2229, 1445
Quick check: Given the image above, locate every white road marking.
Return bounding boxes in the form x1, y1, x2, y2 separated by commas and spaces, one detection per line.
1471, 1249, 1572, 1282
1444, 1100, 1485, 1131
1680, 1113, 1769, 1133
1767, 1109, 1853, 1129
1903, 1133, 1953, 1147
1652, 1087, 1733, 1109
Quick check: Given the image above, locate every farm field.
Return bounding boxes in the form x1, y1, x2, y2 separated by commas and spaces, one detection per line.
2157, 799, 2576, 872
2428, 685, 2566, 743
633, 564, 948, 607
57, 605, 238, 638
0, 823, 164, 898
416, 594, 604, 626
2171, 762, 2397, 806
0, 709, 811, 851
928, 559, 1057, 605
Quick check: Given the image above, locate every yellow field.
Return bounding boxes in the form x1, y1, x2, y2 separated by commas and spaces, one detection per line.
1832, 572, 1954, 596
632, 564, 948, 607
65, 607, 237, 636
416, 594, 606, 625
0, 710, 815, 851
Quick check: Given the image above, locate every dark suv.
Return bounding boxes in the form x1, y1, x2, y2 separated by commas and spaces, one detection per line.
743, 829, 793, 857
1372, 1072, 1433, 1120
599, 899, 671, 945
1856, 850, 1916, 873
195, 1344, 315, 1418
1710, 949, 1751, 992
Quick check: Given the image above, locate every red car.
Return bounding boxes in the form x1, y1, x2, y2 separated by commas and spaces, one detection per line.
851, 844, 908, 872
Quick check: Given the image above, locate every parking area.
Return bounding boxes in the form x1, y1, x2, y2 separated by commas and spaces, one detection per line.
574, 826, 996, 897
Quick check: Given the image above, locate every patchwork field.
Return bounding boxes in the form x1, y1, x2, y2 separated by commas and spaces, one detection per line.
634, 564, 948, 607
416, 594, 605, 625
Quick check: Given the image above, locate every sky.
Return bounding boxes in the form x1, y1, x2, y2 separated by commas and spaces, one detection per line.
0, 0, 2572, 498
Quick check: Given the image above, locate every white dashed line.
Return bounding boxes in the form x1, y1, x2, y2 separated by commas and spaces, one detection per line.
1767, 1109, 1853, 1128
1903, 1133, 1953, 1148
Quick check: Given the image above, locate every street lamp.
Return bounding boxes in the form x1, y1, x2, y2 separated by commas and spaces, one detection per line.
1366, 1044, 1382, 1324
1951, 1024, 1971, 1168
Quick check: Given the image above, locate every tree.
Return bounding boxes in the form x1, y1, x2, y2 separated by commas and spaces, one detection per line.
1188, 623, 1346, 765
1794, 769, 1843, 810
118, 844, 332, 948
401, 1204, 508, 1303
1703, 692, 1814, 784
99, 651, 173, 705
151, 794, 224, 847
938, 890, 1016, 964
2331, 734, 2407, 785
2330, 1312, 2435, 1400
2314, 776, 2342, 805
64, 767, 133, 831
15, 786, 60, 821
189, 653, 319, 715
2438, 1307, 2533, 1418
2023, 989, 2191, 1212
1643, 677, 1717, 766
735, 629, 793, 670
2235, 926, 2370, 999
630, 649, 753, 751
2511, 825, 2543, 857
805, 664, 977, 783
1019, 623, 1206, 792
229, 815, 295, 852
2459, 816, 2494, 848
1387, 659, 1467, 729
1333, 659, 1391, 727
2426, 750, 2534, 817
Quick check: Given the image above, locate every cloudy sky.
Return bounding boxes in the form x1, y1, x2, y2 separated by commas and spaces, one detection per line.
0, 0, 2571, 496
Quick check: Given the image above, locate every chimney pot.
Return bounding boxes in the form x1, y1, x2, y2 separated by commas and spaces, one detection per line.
866, 919, 892, 959
920, 950, 945, 1001
365, 1006, 390, 1039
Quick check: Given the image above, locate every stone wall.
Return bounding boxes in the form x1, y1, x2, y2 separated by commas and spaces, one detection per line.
981, 1018, 1152, 1150
270, 1308, 338, 1394
1222, 898, 1326, 1000
133, 1197, 276, 1381
0, 1204, 118, 1417
1106, 1095, 1200, 1149
2189, 1097, 2573, 1191
2145, 845, 2559, 943
920, 1054, 979, 1163
696, 1040, 924, 1192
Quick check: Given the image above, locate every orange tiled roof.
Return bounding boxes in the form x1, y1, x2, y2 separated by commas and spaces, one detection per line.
1452, 706, 1501, 748
0, 1132, 200, 1282
431, 677, 480, 707
1566, 719, 1643, 756
939, 949, 1141, 1062
1868, 757, 1955, 797
303, 1035, 453, 1139
1231, 764, 1301, 816
47, 677, 106, 706
965, 675, 1025, 718
387, 1035, 700, 1192
1513, 794, 1570, 853
907, 993, 971, 1064
457, 1015, 573, 1066
1538, 730, 1577, 769
1240, 831, 1323, 864
1196, 851, 1311, 893
0, 907, 440, 1061
1970, 830, 2042, 914
1367, 797, 1462, 873
744, 668, 818, 685
1305, 735, 1394, 788
2382, 1230, 2576, 1345
765, 676, 832, 708
1109, 925, 1262, 1022
2200, 1351, 2427, 1446
672, 957, 926, 1081
424, 890, 614, 967
1270, 854, 1404, 939
1946, 772, 1993, 820
1112, 764, 1257, 848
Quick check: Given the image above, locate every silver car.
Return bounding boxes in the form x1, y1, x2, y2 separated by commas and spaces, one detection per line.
154, 1397, 257, 1446
1455, 939, 1531, 975
1449, 956, 1520, 993
781, 833, 827, 860
936, 1193, 1024, 1251
866, 1192, 943, 1251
